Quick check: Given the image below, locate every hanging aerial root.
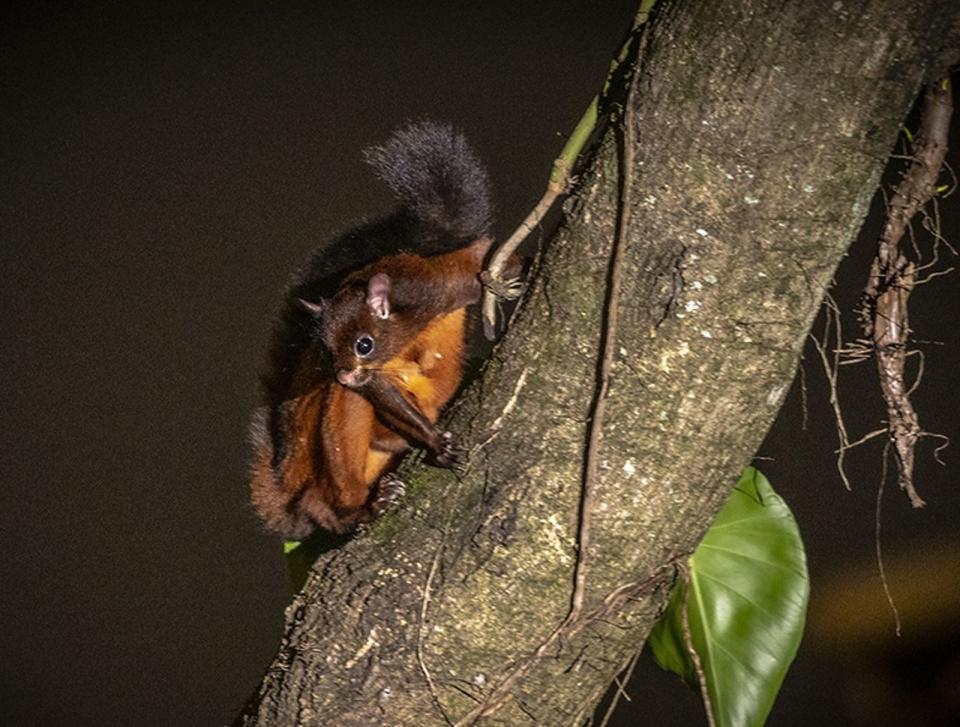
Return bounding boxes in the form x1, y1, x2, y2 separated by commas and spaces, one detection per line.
860, 77, 953, 508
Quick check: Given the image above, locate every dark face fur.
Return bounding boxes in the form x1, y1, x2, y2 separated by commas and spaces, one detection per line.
311, 273, 412, 388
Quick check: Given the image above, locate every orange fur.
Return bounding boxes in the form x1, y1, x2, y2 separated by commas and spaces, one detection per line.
251, 307, 468, 534
250, 239, 520, 536
381, 309, 466, 419
250, 123, 504, 537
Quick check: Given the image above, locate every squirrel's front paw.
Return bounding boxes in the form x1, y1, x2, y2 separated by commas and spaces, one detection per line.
480, 270, 525, 301
431, 431, 466, 472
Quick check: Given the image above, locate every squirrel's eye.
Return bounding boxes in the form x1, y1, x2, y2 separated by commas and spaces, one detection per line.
354, 334, 375, 358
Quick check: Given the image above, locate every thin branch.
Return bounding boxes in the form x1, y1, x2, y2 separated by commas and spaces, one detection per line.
913, 265, 956, 285
808, 298, 854, 490
480, 0, 659, 339
839, 428, 886, 452
598, 649, 642, 727
480, 160, 570, 339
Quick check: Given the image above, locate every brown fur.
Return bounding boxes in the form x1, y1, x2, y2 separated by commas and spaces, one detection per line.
249, 242, 497, 536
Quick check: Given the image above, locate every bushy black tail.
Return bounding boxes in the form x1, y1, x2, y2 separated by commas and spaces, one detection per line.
363, 121, 493, 241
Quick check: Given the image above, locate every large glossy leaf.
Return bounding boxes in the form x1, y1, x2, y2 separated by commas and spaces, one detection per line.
648, 468, 809, 727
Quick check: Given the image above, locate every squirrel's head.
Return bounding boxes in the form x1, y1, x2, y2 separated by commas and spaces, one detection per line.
299, 272, 408, 389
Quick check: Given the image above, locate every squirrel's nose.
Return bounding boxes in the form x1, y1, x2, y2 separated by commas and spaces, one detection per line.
337, 369, 364, 388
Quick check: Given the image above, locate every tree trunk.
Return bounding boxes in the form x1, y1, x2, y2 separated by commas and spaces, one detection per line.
239, 1, 958, 724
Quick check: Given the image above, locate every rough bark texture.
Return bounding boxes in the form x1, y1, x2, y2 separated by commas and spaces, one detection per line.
240, 1, 958, 724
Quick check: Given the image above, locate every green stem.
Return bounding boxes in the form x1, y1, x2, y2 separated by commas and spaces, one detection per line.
554, 0, 657, 182
482, 0, 659, 339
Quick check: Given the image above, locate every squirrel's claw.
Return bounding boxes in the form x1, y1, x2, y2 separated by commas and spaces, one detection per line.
481, 270, 525, 301
370, 473, 406, 517
432, 431, 466, 472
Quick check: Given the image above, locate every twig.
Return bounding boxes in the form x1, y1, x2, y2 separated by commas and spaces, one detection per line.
874, 262, 925, 506
808, 297, 854, 490
480, 160, 570, 340
480, 0, 659, 339
838, 428, 886, 452
904, 349, 925, 397
598, 649, 642, 727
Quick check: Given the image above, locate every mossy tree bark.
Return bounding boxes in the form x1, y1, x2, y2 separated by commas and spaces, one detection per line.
240, 1, 958, 724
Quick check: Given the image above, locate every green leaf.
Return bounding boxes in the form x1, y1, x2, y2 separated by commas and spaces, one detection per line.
648, 468, 809, 727
284, 538, 321, 593
283, 530, 350, 592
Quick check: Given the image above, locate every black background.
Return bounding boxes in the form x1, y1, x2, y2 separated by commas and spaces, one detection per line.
2, 2, 957, 725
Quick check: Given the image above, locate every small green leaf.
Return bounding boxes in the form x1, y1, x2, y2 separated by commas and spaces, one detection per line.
284, 538, 321, 592
283, 530, 350, 592
648, 468, 809, 727
903, 126, 914, 142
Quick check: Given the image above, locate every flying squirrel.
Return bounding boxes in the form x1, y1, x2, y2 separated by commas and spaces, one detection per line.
249, 122, 521, 537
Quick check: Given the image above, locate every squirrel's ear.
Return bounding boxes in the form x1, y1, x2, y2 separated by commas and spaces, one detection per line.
298, 297, 328, 317
366, 273, 392, 319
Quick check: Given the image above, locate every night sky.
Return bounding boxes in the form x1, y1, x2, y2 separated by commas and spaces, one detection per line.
2, 3, 958, 725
